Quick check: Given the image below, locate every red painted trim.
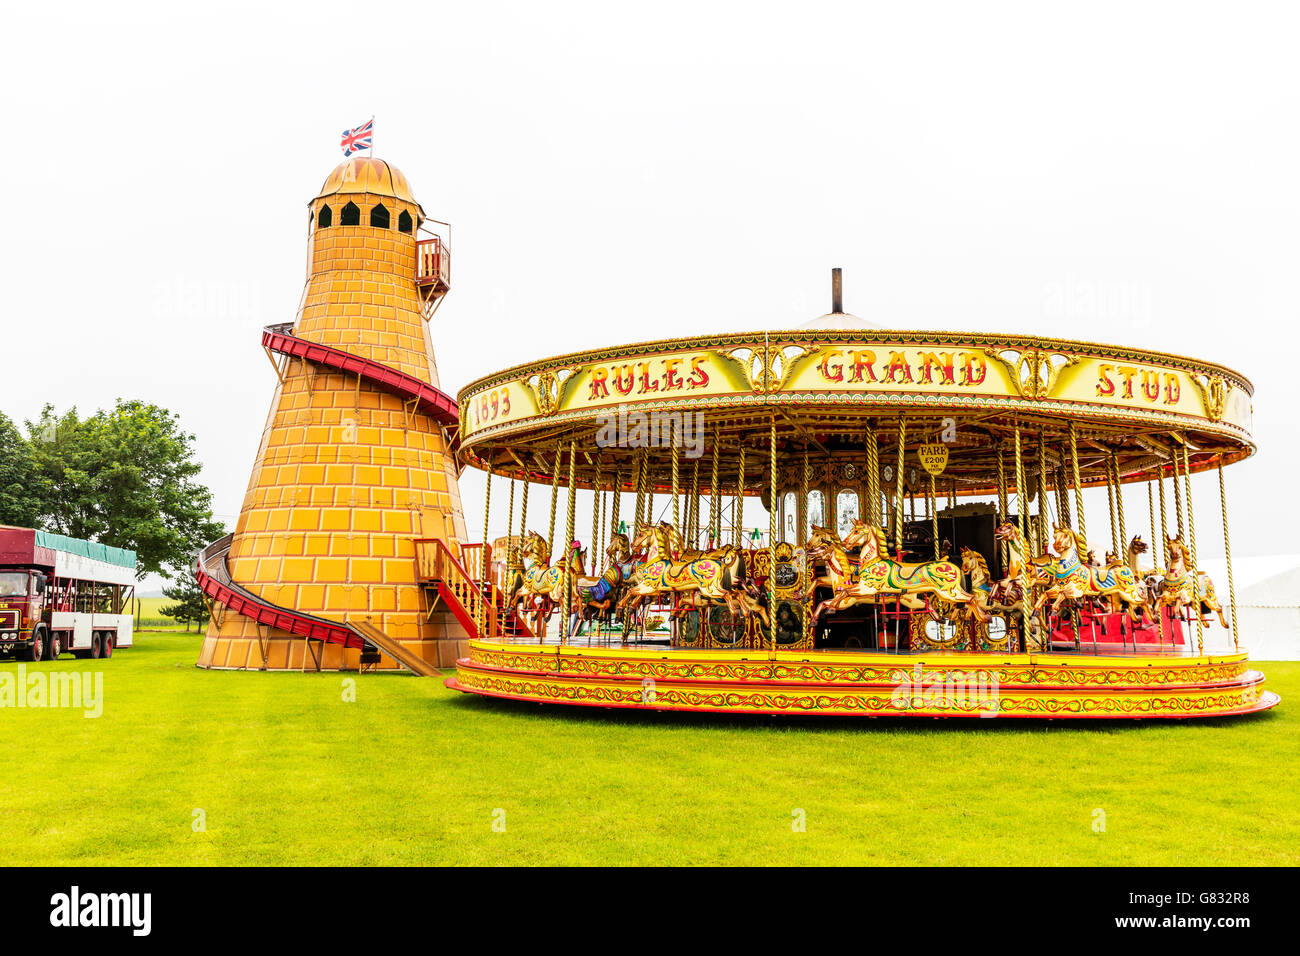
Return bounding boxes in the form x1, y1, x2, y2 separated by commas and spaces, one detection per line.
262, 326, 458, 428
436, 581, 480, 636
453, 659, 1269, 695
444, 677, 1281, 720
194, 536, 362, 649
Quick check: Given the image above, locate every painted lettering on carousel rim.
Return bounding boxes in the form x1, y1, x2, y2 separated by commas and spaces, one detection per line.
816, 348, 987, 387
588, 355, 710, 401
1096, 363, 1181, 405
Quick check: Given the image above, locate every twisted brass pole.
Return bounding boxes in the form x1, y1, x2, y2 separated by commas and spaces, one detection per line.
610, 470, 622, 538
1182, 442, 1203, 653
1105, 454, 1119, 559
1036, 431, 1049, 554
1068, 421, 1086, 552
505, 474, 516, 589
1157, 468, 1169, 562
482, 465, 492, 586
997, 443, 1009, 569
633, 447, 647, 530
734, 444, 746, 548
801, 446, 811, 542
1147, 479, 1157, 565
768, 417, 778, 657
1056, 456, 1072, 529
689, 458, 700, 549
1014, 424, 1031, 649
893, 417, 907, 554
547, 439, 562, 562
1172, 445, 1186, 541
1156, 469, 1169, 646
590, 456, 603, 575
671, 424, 681, 532
1112, 454, 1127, 552
709, 429, 720, 544
930, 473, 939, 560
865, 422, 880, 526
518, 462, 530, 542
560, 438, 578, 644
1218, 458, 1239, 651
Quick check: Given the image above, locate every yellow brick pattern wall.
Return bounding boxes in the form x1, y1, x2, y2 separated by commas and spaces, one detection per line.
199, 169, 470, 671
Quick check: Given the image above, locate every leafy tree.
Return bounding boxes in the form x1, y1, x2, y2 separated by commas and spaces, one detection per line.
0, 411, 47, 526
26, 400, 224, 578
161, 574, 210, 631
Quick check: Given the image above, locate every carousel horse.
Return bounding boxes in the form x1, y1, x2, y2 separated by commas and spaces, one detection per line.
502, 544, 527, 608
734, 580, 771, 630
515, 531, 586, 636
1123, 535, 1166, 606
1160, 534, 1229, 628
989, 521, 1035, 612
1033, 526, 1147, 622
668, 580, 768, 631
1117, 535, 1156, 605
616, 521, 748, 616
986, 521, 1046, 650
957, 546, 996, 621
576, 532, 640, 629
666, 525, 741, 562
799, 525, 854, 596
809, 521, 983, 623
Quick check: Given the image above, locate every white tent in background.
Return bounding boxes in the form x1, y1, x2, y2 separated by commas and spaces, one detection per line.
1194, 554, 1300, 661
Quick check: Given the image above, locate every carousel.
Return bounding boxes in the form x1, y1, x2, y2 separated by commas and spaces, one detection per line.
445, 274, 1278, 718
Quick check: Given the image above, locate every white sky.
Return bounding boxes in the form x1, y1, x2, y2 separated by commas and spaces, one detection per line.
4, 1, 1298, 586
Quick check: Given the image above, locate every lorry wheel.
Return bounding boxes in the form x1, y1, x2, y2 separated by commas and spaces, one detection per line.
102, 633, 113, 658
28, 628, 45, 662
89, 632, 102, 659
48, 631, 63, 659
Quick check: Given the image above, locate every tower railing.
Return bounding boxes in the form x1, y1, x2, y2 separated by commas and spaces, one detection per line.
415, 237, 450, 291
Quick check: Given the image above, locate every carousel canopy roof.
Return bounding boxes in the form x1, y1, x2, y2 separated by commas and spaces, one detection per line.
456, 327, 1253, 500
800, 310, 886, 331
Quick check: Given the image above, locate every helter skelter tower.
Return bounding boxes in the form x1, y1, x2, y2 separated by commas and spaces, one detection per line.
196, 157, 472, 671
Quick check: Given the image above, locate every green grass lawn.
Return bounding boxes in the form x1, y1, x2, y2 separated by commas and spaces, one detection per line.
1, 632, 1295, 866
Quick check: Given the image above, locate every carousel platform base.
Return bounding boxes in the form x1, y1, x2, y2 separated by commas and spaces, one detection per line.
448, 639, 1280, 719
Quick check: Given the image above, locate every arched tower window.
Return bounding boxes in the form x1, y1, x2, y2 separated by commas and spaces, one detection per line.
836, 490, 860, 538
370, 204, 390, 229
317, 205, 332, 228
782, 491, 797, 543
397, 210, 413, 233
340, 201, 360, 226
807, 490, 825, 530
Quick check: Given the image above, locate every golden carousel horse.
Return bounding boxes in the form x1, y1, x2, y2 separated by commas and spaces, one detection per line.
957, 546, 997, 619
807, 520, 984, 623
616, 521, 749, 619
989, 521, 1036, 613
515, 531, 586, 636
575, 532, 641, 630
668, 581, 771, 631
1160, 534, 1229, 628
800, 525, 854, 595
1033, 526, 1148, 622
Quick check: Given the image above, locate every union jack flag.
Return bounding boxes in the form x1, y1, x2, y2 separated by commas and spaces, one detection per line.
340, 119, 373, 157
